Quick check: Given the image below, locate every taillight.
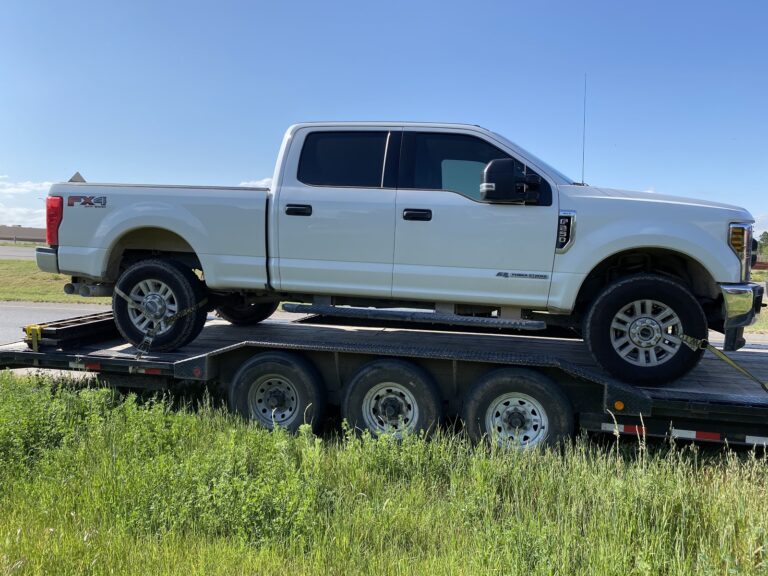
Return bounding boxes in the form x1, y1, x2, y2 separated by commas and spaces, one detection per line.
46, 196, 63, 246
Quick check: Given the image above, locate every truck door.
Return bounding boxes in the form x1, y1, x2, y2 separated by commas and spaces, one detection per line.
276, 129, 399, 297
392, 130, 558, 308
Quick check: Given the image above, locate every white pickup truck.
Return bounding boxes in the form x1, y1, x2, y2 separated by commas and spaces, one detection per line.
37, 122, 763, 384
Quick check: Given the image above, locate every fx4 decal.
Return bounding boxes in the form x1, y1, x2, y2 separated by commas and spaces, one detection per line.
68, 195, 107, 208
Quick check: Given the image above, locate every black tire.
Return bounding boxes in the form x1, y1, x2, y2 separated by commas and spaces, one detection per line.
584, 274, 707, 385
167, 261, 208, 347
113, 259, 206, 352
342, 359, 443, 437
461, 368, 573, 447
228, 352, 325, 433
216, 301, 279, 326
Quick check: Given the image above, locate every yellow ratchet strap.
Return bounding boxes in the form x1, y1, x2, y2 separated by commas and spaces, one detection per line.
681, 334, 767, 393
25, 324, 42, 352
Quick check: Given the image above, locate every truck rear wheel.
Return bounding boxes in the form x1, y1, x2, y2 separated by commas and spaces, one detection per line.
462, 368, 573, 448
113, 259, 207, 352
229, 352, 325, 433
584, 274, 707, 385
342, 359, 443, 437
216, 301, 279, 325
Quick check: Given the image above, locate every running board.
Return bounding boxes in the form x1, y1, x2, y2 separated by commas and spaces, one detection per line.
282, 304, 547, 331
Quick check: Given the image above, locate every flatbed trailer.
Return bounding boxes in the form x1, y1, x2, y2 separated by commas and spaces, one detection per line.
2, 312, 768, 447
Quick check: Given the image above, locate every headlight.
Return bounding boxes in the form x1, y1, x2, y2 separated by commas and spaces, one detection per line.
728, 223, 753, 281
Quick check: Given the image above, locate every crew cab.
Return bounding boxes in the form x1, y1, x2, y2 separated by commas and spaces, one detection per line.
36, 122, 764, 384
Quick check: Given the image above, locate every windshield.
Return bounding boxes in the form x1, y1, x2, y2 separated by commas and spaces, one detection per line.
491, 131, 576, 185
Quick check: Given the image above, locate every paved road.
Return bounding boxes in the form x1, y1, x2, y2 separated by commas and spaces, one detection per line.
0, 301, 109, 344
0, 246, 36, 260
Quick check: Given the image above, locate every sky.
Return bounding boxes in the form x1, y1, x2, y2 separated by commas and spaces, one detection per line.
0, 0, 766, 232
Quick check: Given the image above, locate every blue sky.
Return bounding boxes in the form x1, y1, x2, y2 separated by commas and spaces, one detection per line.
1, 0, 766, 231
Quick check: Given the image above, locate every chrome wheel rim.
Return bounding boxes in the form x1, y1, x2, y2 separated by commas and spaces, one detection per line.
361, 382, 419, 437
127, 279, 179, 336
609, 299, 683, 367
485, 392, 548, 447
247, 374, 300, 428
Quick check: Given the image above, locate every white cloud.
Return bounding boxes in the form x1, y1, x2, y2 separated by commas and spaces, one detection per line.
0, 203, 46, 228
0, 180, 54, 197
239, 178, 272, 188
0, 179, 54, 227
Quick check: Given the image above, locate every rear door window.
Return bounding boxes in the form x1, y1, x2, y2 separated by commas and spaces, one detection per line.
298, 131, 388, 188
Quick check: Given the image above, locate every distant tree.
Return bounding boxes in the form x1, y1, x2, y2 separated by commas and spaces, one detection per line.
760, 231, 768, 256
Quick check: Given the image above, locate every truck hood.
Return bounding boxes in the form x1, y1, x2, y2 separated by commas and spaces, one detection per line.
558, 185, 754, 221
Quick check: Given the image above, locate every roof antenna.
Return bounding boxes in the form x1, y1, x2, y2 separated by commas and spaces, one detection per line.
580, 73, 587, 185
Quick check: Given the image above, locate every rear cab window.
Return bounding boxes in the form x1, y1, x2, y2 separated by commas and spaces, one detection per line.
298, 131, 388, 188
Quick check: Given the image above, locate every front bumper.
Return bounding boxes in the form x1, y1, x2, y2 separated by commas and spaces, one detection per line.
720, 281, 764, 351
36, 246, 59, 274
721, 282, 764, 329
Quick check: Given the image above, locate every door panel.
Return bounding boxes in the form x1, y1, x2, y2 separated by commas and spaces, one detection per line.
393, 190, 557, 306
277, 184, 395, 296
392, 131, 557, 307
276, 129, 396, 297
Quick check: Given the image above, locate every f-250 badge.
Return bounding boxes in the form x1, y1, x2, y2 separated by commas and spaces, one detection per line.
67, 195, 107, 208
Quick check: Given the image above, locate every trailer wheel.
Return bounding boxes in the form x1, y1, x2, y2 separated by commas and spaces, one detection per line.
229, 352, 325, 433
584, 274, 706, 385
113, 259, 207, 352
342, 359, 442, 437
216, 301, 279, 325
462, 368, 573, 448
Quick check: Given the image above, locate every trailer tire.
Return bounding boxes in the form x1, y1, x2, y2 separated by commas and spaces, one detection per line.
584, 274, 706, 385
113, 259, 206, 352
216, 301, 279, 326
229, 352, 325, 433
342, 359, 442, 437
462, 368, 573, 448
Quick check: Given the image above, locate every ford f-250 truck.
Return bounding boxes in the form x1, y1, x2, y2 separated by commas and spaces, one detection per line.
36, 122, 763, 385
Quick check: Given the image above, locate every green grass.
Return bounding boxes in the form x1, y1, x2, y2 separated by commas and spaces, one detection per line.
1, 372, 768, 575
746, 270, 767, 334
0, 241, 43, 247
0, 260, 108, 304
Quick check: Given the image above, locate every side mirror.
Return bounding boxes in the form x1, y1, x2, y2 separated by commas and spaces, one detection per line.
480, 158, 541, 204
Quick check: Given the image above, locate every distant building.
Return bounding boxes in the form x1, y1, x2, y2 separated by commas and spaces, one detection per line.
0, 225, 45, 243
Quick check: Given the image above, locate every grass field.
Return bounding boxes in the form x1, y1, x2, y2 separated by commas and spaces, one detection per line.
749, 270, 767, 333
0, 260, 108, 304
1, 372, 768, 575
0, 241, 43, 247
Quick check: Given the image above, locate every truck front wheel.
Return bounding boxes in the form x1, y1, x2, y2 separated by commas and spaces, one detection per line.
113, 259, 207, 352
584, 274, 707, 385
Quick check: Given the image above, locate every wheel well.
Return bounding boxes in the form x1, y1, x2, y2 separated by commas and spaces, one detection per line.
105, 227, 202, 280
574, 249, 720, 313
